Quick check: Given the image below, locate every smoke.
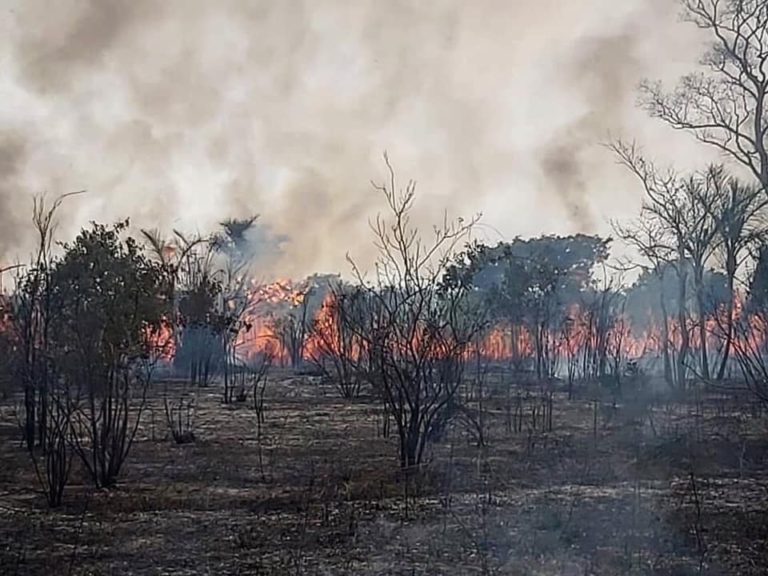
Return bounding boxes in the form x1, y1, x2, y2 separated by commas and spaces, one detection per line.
539, 32, 643, 232
0, 0, 706, 275
0, 133, 27, 257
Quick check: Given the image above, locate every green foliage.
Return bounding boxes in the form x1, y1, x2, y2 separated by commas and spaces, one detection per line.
446, 235, 611, 322
625, 263, 729, 330
48, 220, 169, 372
44, 220, 169, 488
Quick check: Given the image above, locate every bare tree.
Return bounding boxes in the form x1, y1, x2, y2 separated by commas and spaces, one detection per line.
578, 277, 624, 385
731, 309, 768, 406
308, 285, 367, 399
0, 292, 12, 401
613, 215, 677, 386
141, 228, 227, 387
342, 155, 485, 469
702, 167, 766, 378
271, 284, 313, 369
218, 260, 256, 404
641, 0, 768, 190
612, 142, 721, 383
612, 145, 690, 386
13, 194, 81, 506
249, 348, 275, 416
249, 347, 275, 479
140, 229, 206, 346
686, 167, 720, 380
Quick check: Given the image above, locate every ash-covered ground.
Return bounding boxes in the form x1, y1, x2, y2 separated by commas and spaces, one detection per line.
1, 370, 766, 575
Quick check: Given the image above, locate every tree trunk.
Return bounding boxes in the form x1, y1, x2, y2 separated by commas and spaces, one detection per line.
695, 267, 710, 380
677, 266, 689, 389
24, 385, 35, 451
717, 262, 736, 381
660, 292, 673, 386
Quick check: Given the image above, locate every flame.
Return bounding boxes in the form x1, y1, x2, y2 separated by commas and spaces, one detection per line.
4, 279, 767, 377
180, 284, 768, 369
144, 319, 176, 360
233, 278, 310, 363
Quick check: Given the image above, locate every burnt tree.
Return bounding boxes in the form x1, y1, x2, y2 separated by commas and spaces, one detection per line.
342, 155, 485, 469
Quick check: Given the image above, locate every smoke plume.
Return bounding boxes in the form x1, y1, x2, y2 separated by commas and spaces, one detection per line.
0, 0, 706, 275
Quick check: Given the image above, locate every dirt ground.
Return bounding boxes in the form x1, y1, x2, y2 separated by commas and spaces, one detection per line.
1, 369, 767, 575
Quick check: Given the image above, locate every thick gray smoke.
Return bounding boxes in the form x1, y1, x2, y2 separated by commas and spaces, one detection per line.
0, 0, 706, 276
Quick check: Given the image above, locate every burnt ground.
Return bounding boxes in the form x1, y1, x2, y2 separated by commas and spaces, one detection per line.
1, 370, 767, 575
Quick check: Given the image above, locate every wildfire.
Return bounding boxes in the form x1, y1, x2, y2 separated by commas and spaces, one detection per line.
475, 323, 534, 360
234, 278, 312, 363
28, 276, 764, 376
144, 320, 176, 360
250, 279, 308, 307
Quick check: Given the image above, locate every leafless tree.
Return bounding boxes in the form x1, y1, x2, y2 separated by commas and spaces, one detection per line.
13, 193, 81, 452
579, 280, 622, 383
730, 310, 768, 406
248, 347, 275, 416
140, 229, 206, 345
612, 142, 721, 384
218, 259, 256, 404
308, 284, 367, 399
458, 344, 491, 447
13, 194, 81, 505
141, 228, 227, 388
702, 167, 766, 378
341, 154, 485, 469
612, 214, 678, 386
612, 147, 689, 386
686, 167, 720, 380
0, 292, 12, 401
271, 284, 313, 369
641, 0, 768, 191
249, 347, 275, 479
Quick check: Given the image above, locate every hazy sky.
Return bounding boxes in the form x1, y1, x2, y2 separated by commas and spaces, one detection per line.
0, 0, 715, 277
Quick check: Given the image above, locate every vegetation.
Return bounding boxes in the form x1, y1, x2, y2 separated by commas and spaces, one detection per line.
0, 1, 767, 573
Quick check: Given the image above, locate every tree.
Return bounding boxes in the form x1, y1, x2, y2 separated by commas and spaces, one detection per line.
704, 167, 766, 378
49, 221, 168, 488
747, 242, 768, 311
731, 252, 768, 404
12, 194, 81, 506
342, 155, 485, 469
308, 284, 368, 399
142, 228, 219, 441
612, 142, 723, 383
271, 284, 313, 369
0, 292, 12, 400
260, 275, 331, 370
684, 167, 720, 380
576, 277, 625, 386
445, 235, 611, 379
641, 0, 768, 191
140, 228, 205, 354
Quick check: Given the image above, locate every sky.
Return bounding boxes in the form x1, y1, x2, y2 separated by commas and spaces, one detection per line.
0, 0, 718, 279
